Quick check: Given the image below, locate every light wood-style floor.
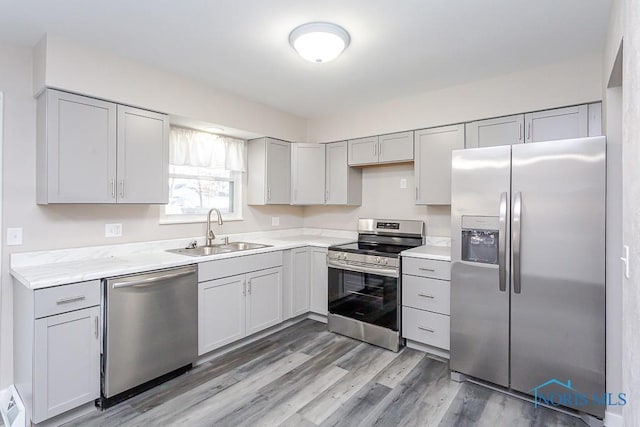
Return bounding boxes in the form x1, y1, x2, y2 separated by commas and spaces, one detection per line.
64, 319, 585, 427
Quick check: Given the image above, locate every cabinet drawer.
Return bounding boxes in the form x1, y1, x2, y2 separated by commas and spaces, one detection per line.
402, 307, 450, 350
402, 275, 450, 315
199, 251, 283, 282
402, 257, 450, 280
34, 280, 101, 318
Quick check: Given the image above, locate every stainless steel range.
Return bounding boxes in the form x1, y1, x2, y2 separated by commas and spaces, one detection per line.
327, 218, 425, 352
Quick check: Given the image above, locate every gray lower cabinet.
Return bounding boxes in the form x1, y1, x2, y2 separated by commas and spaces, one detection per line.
309, 248, 329, 315
13, 279, 101, 424
414, 124, 465, 205
283, 247, 311, 320
325, 141, 362, 205
247, 137, 291, 205
401, 257, 451, 358
198, 252, 283, 355
36, 89, 169, 204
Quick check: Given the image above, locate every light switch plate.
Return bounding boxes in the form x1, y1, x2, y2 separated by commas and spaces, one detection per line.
6, 228, 23, 246
105, 223, 123, 238
272, 217, 280, 226
400, 178, 407, 189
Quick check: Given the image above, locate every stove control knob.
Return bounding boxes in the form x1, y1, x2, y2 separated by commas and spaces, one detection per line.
342, 254, 348, 260
375, 257, 381, 264
383, 258, 389, 265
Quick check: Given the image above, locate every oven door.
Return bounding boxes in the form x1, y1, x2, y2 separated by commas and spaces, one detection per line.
328, 260, 399, 330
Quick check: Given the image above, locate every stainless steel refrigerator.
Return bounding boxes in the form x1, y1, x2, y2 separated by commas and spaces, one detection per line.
450, 136, 606, 419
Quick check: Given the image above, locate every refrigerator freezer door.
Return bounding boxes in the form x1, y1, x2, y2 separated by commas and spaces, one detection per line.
450, 145, 511, 387
510, 137, 605, 418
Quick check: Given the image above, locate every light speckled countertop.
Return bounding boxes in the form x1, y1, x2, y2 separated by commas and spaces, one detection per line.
11, 229, 356, 290
401, 237, 451, 261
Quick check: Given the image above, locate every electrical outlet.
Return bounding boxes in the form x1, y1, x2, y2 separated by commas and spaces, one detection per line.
105, 223, 123, 238
7, 227, 23, 246
272, 217, 280, 226
400, 178, 407, 189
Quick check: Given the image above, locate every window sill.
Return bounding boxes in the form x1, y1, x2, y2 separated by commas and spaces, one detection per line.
159, 216, 244, 225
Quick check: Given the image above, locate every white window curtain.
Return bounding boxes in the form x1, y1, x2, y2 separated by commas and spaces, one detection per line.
169, 127, 246, 171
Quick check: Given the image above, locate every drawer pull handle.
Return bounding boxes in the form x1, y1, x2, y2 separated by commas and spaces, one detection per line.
418, 268, 436, 272
418, 326, 435, 333
56, 296, 86, 305
418, 293, 435, 299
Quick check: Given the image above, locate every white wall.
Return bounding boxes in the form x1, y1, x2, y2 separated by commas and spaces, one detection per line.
621, 0, 640, 425
307, 54, 603, 143
304, 55, 603, 236
0, 39, 307, 388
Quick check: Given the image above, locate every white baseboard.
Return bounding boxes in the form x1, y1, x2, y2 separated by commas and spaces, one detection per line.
604, 411, 623, 427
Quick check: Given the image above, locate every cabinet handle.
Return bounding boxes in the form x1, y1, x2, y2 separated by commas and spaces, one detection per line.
418, 267, 435, 272
56, 295, 86, 305
527, 123, 532, 141
110, 180, 115, 198
267, 187, 271, 201
325, 190, 329, 203
418, 293, 435, 299
418, 326, 435, 333
519, 124, 522, 141
379, 142, 383, 156
415, 187, 419, 201
119, 181, 125, 198
242, 281, 246, 296
373, 144, 377, 157
94, 315, 99, 339
247, 280, 252, 295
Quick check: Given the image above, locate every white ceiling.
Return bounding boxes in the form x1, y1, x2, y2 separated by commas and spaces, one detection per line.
0, 0, 611, 119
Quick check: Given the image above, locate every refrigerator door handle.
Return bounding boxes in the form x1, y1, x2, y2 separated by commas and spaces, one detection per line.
513, 192, 522, 294
498, 192, 508, 292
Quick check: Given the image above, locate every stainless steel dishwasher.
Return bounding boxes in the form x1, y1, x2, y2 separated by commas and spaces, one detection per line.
99, 265, 197, 408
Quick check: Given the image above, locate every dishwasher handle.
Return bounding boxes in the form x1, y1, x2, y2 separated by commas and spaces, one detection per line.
112, 269, 196, 289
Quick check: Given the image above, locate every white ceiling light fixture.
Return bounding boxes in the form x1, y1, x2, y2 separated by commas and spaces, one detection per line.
289, 22, 350, 64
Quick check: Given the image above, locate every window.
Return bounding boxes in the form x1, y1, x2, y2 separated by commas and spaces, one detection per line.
161, 126, 246, 223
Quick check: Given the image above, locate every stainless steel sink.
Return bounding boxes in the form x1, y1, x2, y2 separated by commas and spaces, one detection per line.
220, 242, 272, 251
167, 242, 272, 257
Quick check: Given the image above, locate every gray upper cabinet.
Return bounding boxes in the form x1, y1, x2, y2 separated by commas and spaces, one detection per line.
348, 136, 379, 165
415, 124, 465, 205
524, 105, 588, 143
247, 137, 291, 205
465, 114, 524, 148
325, 141, 362, 205
291, 143, 326, 205
36, 89, 169, 204
588, 102, 602, 136
348, 131, 414, 166
378, 131, 414, 163
116, 106, 169, 203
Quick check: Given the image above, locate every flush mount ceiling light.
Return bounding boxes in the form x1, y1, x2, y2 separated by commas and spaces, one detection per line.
289, 22, 350, 63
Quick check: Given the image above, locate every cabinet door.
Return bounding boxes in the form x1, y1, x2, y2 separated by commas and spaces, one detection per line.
198, 275, 246, 355
348, 136, 379, 166
33, 306, 100, 423
44, 90, 116, 203
524, 105, 588, 143
116, 106, 169, 203
246, 267, 283, 335
266, 139, 291, 204
291, 143, 326, 205
309, 248, 329, 315
588, 102, 602, 136
326, 141, 362, 205
378, 131, 414, 163
291, 248, 310, 317
465, 114, 524, 148
415, 124, 465, 205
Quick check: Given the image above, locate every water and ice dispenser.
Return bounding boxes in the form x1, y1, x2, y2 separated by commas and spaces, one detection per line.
460, 216, 500, 265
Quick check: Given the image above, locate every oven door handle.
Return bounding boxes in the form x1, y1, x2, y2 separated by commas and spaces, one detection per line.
328, 259, 398, 278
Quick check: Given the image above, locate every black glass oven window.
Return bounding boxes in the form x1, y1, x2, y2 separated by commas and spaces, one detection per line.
328, 267, 398, 330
